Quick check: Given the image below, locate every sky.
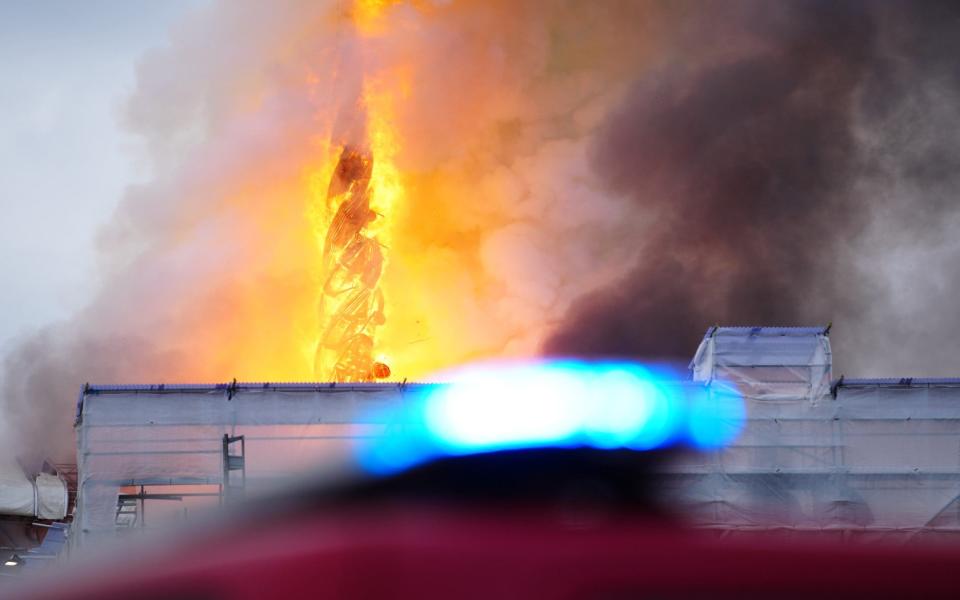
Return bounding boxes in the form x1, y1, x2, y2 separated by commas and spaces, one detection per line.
0, 0, 206, 352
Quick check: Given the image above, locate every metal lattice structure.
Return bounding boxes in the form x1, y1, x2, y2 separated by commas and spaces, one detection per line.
315, 147, 389, 382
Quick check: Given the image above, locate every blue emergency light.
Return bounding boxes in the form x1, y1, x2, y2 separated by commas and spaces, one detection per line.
358, 360, 744, 475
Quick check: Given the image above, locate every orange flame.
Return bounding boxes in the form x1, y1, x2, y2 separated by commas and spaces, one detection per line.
310, 1, 406, 381
125, 0, 640, 384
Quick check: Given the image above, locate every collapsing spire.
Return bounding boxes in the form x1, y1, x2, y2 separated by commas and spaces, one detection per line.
315, 146, 390, 382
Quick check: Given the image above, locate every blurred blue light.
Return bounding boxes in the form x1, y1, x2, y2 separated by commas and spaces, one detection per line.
357, 360, 745, 475
686, 385, 746, 449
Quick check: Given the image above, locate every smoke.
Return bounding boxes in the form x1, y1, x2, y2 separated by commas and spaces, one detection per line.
544, 1, 960, 376
3, 0, 960, 462
0, 0, 670, 461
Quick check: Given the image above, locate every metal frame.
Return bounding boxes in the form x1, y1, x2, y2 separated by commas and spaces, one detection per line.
221, 434, 246, 506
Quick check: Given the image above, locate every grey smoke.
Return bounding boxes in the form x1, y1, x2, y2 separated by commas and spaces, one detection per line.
544, 0, 960, 376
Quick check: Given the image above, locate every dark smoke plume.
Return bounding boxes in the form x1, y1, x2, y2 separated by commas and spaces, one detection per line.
545, 1, 960, 374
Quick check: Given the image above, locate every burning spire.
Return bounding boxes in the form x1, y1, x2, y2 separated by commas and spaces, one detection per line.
312, 1, 400, 382
315, 146, 390, 382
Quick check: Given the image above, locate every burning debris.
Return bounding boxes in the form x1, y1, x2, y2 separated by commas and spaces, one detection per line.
316, 146, 390, 382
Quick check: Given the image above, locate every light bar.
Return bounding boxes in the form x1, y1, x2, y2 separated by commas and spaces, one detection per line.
358, 360, 745, 475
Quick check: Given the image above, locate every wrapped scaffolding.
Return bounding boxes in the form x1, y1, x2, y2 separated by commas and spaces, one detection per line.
73, 327, 960, 545
667, 378, 960, 540
690, 326, 832, 402
0, 459, 68, 520
73, 383, 424, 548
674, 325, 960, 541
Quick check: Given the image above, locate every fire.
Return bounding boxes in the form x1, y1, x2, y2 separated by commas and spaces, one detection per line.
0, 0, 702, 459
311, 1, 404, 382
351, 0, 401, 35
294, 0, 602, 382
313, 146, 385, 382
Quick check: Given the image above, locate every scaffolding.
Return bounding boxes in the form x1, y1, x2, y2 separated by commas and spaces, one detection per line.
690, 326, 833, 402
677, 326, 960, 541
73, 382, 424, 548
73, 327, 960, 544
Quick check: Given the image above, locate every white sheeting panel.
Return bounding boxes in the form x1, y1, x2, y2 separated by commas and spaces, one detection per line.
74, 383, 426, 547
666, 379, 960, 535
74, 350, 960, 546
691, 327, 832, 402
35, 473, 68, 520
0, 459, 34, 517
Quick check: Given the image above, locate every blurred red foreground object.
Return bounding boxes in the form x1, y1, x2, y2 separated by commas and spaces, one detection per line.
24, 508, 960, 600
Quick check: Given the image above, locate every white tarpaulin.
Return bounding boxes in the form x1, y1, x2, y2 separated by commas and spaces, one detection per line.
691, 326, 832, 402
675, 325, 960, 540
0, 460, 66, 519
74, 327, 960, 545
74, 383, 421, 547
0, 458, 35, 517
664, 379, 960, 536
35, 472, 68, 520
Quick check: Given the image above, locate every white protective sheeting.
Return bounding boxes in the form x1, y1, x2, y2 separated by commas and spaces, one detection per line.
673, 326, 960, 541
34, 473, 68, 520
74, 383, 422, 547
690, 326, 832, 402
0, 459, 34, 517
0, 460, 68, 519
74, 328, 960, 545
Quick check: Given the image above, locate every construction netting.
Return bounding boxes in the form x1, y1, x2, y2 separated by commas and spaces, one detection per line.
74, 327, 960, 545
691, 326, 833, 402
665, 378, 960, 540
678, 326, 960, 540
74, 383, 421, 548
